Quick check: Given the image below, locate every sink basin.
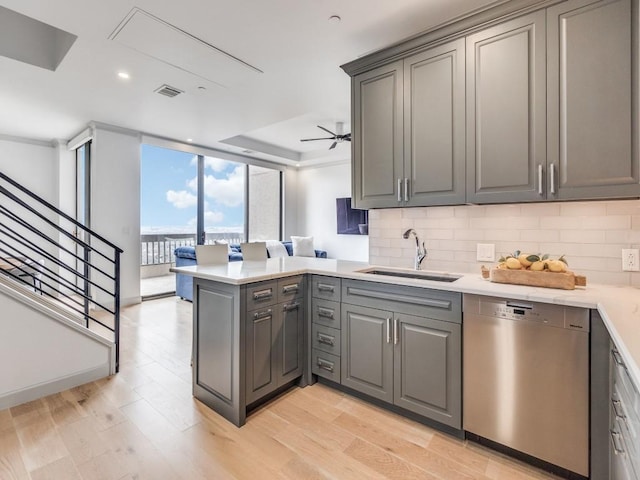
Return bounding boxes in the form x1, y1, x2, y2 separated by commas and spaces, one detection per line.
359, 269, 461, 282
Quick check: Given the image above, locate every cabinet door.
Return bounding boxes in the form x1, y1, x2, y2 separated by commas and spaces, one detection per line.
466, 11, 547, 203
341, 304, 393, 403
404, 39, 466, 206
352, 61, 404, 209
547, 0, 639, 200
245, 306, 278, 404
278, 300, 304, 385
393, 314, 461, 428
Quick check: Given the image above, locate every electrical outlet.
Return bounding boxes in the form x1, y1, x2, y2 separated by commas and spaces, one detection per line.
622, 249, 640, 271
477, 243, 495, 262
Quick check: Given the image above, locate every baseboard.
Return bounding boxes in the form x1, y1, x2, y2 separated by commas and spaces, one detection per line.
0, 364, 111, 410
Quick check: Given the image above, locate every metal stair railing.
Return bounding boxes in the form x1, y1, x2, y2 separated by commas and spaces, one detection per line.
0, 170, 123, 371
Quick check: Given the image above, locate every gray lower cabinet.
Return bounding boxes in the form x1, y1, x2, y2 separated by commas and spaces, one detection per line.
547, 0, 639, 200
340, 280, 462, 429
193, 279, 245, 426
246, 278, 304, 405
466, 10, 547, 204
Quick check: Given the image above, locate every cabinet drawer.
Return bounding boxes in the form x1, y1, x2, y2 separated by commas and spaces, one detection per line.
312, 324, 341, 356
342, 279, 462, 323
312, 275, 341, 301
613, 349, 640, 420
311, 349, 341, 383
312, 298, 341, 328
246, 280, 277, 310
277, 275, 304, 303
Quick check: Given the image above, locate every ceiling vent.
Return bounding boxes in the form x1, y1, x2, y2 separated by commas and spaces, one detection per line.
154, 84, 183, 98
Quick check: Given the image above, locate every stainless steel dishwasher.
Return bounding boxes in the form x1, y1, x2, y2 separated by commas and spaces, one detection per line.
463, 294, 589, 477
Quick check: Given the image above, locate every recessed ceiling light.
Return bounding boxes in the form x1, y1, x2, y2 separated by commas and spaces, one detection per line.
296, 163, 301, 167
242, 149, 253, 154
328, 15, 341, 23
117, 71, 130, 79
187, 138, 193, 142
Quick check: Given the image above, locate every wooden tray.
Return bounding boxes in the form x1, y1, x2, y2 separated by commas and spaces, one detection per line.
489, 268, 587, 290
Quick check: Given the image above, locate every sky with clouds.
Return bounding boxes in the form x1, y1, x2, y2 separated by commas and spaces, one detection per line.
140, 144, 245, 234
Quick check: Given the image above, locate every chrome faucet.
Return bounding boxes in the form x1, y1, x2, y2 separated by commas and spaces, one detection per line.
403, 229, 427, 270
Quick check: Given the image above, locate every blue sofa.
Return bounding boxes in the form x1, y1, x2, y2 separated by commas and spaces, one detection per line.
174, 242, 327, 301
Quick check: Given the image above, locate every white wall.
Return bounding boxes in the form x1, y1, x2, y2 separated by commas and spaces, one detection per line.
0, 281, 112, 410
297, 161, 369, 261
0, 134, 57, 202
91, 125, 141, 306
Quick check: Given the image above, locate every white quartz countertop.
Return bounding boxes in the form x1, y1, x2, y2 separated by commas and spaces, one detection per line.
172, 257, 640, 390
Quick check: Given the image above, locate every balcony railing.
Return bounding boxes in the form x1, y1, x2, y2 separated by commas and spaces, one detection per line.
140, 232, 244, 266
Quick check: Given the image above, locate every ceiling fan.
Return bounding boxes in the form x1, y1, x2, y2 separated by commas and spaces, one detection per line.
300, 122, 351, 150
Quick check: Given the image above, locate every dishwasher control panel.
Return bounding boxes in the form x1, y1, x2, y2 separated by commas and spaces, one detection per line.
472, 296, 590, 332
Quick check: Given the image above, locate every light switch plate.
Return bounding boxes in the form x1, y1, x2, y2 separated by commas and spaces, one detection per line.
477, 243, 495, 262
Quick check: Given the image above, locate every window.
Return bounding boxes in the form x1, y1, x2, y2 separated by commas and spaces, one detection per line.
248, 165, 282, 241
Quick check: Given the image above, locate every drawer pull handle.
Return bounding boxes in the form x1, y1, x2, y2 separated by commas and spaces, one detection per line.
317, 333, 335, 346
537, 164, 543, 195
318, 307, 334, 319
612, 399, 626, 420
283, 302, 300, 312
253, 289, 273, 300
282, 284, 299, 294
386, 318, 391, 344
317, 283, 335, 293
317, 359, 334, 372
612, 349, 625, 368
253, 309, 272, 320
610, 430, 625, 455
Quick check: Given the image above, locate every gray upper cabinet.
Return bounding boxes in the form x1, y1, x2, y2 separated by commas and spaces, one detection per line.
352, 61, 404, 209
466, 11, 547, 204
547, 0, 640, 200
404, 40, 466, 206
352, 39, 465, 209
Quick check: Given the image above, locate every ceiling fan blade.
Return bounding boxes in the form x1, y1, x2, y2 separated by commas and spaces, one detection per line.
343, 133, 351, 141
329, 141, 337, 150
300, 137, 335, 142
317, 125, 337, 136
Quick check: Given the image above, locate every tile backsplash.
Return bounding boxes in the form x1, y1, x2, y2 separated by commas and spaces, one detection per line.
368, 199, 640, 286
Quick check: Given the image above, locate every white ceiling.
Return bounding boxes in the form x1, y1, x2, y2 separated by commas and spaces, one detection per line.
0, 0, 499, 166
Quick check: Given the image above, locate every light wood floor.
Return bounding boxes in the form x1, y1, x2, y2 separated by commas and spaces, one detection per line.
0, 297, 562, 480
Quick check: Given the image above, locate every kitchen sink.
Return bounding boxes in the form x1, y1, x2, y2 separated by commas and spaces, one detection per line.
359, 269, 461, 282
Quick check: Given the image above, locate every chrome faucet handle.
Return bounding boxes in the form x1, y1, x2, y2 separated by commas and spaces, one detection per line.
416, 242, 427, 270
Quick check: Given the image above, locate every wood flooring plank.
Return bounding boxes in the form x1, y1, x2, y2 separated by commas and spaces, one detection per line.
0, 429, 30, 480
344, 436, 440, 480
133, 380, 203, 431
57, 416, 110, 465
274, 423, 388, 480
0, 408, 13, 433
94, 375, 142, 409
14, 414, 69, 472
119, 398, 182, 445
29, 455, 81, 480
333, 411, 490, 480
426, 433, 490, 474
43, 392, 86, 428
280, 456, 330, 480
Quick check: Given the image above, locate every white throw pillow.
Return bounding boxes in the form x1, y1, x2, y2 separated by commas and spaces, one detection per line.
291, 236, 315, 257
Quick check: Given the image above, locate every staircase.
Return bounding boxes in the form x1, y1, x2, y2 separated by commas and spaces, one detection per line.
0, 171, 121, 409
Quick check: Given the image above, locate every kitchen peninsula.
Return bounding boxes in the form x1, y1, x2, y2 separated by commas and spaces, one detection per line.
173, 256, 640, 478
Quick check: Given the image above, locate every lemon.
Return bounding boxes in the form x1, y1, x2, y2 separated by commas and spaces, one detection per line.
506, 257, 522, 269
530, 261, 545, 271
518, 254, 533, 267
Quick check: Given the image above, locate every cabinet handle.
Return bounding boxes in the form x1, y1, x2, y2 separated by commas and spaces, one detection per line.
253, 288, 273, 301
282, 284, 299, 294
317, 332, 335, 346
404, 178, 409, 202
393, 318, 399, 345
397, 178, 402, 202
386, 318, 391, 344
317, 358, 334, 372
612, 349, 625, 368
549, 163, 556, 194
283, 302, 300, 312
317, 307, 334, 319
253, 308, 272, 320
537, 164, 543, 195
612, 399, 626, 420
317, 283, 335, 293
610, 430, 625, 455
